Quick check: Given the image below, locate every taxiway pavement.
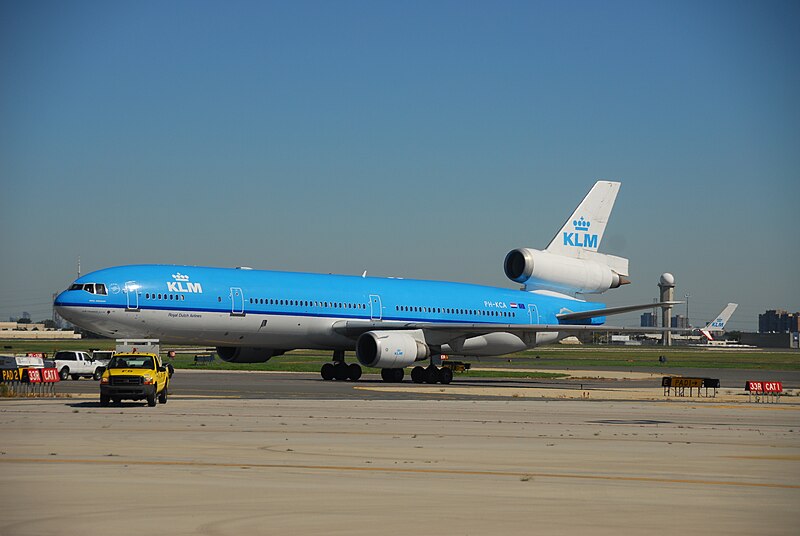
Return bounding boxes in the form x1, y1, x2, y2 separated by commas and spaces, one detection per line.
2, 371, 799, 535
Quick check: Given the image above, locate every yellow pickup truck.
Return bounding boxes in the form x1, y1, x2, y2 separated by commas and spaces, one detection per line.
99, 352, 170, 407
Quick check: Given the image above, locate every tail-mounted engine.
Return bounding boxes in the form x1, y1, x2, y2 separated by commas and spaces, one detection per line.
504, 248, 629, 294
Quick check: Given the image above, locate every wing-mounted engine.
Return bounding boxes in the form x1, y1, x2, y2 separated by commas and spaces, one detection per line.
216, 347, 286, 363
356, 330, 430, 368
504, 248, 630, 294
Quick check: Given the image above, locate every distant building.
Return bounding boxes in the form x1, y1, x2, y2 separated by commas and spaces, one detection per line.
741, 332, 799, 349
640, 312, 657, 327
671, 314, 689, 329
759, 310, 800, 333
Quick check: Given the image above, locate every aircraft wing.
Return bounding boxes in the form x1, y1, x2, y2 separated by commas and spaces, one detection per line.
555, 301, 681, 322
332, 299, 686, 339
332, 320, 690, 338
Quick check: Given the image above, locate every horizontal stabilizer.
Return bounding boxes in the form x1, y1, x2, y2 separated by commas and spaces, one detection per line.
556, 301, 682, 322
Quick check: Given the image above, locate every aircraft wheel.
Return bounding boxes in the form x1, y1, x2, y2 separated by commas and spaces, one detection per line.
321, 362, 335, 381
381, 368, 404, 382
440, 367, 453, 384
347, 363, 362, 381
425, 365, 440, 384
411, 366, 425, 384
333, 362, 349, 381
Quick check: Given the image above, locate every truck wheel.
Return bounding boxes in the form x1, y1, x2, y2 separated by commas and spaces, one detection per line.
100, 394, 110, 407
158, 387, 168, 404
147, 390, 157, 407
440, 367, 453, 385
93, 369, 102, 381
59, 367, 70, 380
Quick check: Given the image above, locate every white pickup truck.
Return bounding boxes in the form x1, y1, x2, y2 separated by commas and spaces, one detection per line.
53, 351, 109, 381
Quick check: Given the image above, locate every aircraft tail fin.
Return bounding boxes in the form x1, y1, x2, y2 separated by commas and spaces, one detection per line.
700, 303, 738, 340
545, 180, 620, 256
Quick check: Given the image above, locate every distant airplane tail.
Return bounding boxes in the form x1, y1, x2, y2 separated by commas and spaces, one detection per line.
699, 303, 738, 341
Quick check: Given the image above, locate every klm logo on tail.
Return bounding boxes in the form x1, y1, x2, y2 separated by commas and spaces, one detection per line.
563, 217, 598, 248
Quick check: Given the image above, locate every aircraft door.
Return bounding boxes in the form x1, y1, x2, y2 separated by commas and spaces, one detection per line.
528, 304, 540, 324
230, 287, 245, 316
125, 281, 139, 311
369, 295, 382, 321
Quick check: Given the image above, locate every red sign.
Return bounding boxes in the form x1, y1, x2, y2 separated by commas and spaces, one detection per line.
41, 368, 60, 383
26, 352, 46, 358
26, 369, 42, 383
747, 381, 783, 393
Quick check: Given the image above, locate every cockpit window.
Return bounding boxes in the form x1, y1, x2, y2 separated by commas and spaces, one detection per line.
69, 283, 108, 295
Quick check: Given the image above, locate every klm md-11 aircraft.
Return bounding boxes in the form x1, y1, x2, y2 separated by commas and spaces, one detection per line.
54, 181, 676, 384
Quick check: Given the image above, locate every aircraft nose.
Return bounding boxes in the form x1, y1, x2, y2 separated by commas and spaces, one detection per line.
53, 289, 68, 307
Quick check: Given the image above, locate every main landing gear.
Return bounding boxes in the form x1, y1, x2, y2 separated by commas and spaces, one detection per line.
320, 350, 362, 381
410, 364, 453, 385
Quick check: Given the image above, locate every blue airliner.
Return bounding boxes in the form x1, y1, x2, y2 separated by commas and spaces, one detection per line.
54, 181, 675, 384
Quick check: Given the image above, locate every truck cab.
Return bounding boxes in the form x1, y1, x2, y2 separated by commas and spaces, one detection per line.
99, 352, 170, 407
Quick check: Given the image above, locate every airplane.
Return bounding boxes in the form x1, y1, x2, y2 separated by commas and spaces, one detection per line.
699, 303, 738, 341
54, 180, 679, 384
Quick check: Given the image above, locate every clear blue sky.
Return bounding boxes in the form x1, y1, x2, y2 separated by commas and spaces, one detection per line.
1, 0, 798, 331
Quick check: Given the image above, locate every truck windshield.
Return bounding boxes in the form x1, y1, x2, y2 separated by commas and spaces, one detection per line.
109, 356, 154, 369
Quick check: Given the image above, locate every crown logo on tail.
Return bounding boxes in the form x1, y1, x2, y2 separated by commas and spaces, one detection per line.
573, 217, 590, 232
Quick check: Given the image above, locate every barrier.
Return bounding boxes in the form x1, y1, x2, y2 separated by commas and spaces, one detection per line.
1, 359, 59, 397
193, 354, 215, 365
745, 381, 782, 403
662, 377, 719, 397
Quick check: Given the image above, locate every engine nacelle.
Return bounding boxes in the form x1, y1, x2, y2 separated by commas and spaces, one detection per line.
504, 248, 625, 294
356, 331, 430, 368
216, 347, 286, 363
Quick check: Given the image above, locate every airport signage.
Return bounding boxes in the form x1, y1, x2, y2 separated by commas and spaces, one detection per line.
26, 368, 42, 383
671, 377, 703, 388
41, 368, 60, 383
746, 381, 782, 393
1, 368, 23, 382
